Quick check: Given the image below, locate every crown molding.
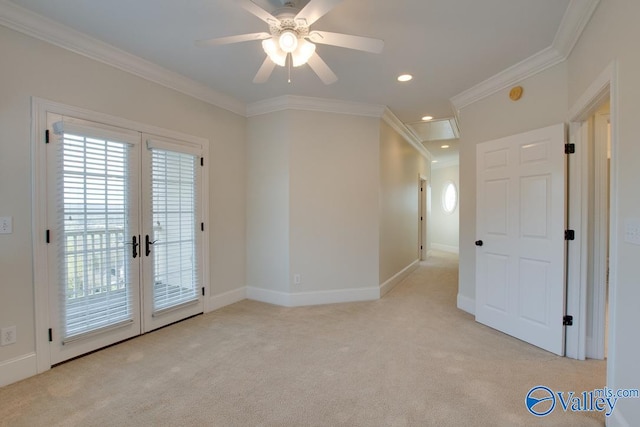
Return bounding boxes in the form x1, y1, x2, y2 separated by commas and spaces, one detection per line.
450, 0, 600, 112
450, 46, 564, 112
246, 96, 431, 160
382, 108, 432, 161
0, 0, 246, 116
553, 0, 601, 58
246, 95, 385, 118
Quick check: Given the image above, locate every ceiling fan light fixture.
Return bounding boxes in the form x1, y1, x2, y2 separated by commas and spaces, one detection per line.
292, 39, 316, 67
278, 30, 299, 53
262, 38, 287, 66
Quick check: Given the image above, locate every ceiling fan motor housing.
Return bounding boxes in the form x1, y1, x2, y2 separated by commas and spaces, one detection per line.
269, 7, 309, 39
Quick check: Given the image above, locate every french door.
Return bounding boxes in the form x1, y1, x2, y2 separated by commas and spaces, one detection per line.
46, 114, 204, 364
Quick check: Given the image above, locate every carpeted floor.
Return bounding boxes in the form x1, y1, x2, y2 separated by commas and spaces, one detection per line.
0, 252, 606, 426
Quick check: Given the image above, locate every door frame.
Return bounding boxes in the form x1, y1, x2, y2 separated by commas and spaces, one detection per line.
587, 109, 610, 359
565, 60, 618, 370
419, 175, 428, 260
31, 98, 210, 373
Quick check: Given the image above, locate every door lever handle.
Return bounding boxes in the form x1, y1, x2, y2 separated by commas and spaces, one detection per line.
145, 235, 157, 257
475, 240, 483, 247
131, 235, 139, 258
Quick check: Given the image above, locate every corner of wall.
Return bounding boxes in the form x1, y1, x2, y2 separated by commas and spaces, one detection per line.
456, 293, 475, 316
0, 353, 37, 388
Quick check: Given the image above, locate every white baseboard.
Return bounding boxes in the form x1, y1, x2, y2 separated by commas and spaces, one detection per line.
607, 408, 630, 427
205, 287, 246, 312
380, 259, 419, 297
0, 352, 37, 387
457, 293, 475, 315
246, 286, 291, 306
247, 286, 380, 307
432, 243, 459, 254
290, 287, 379, 306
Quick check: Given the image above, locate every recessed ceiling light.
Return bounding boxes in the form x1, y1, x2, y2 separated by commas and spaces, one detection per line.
397, 74, 413, 82
432, 160, 439, 163
422, 116, 433, 121
441, 145, 450, 149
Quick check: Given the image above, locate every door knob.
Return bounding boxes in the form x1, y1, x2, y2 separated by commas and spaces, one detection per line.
475, 240, 483, 246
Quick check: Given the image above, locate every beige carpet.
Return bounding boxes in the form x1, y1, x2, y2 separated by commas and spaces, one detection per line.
0, 252, 605, 426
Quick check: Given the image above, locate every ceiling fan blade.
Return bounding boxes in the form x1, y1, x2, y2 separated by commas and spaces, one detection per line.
238, 0, 280, 25
307, 52, 338, 85
195, 32, 271, 47
253, 57, 277, 83
295, 0, 344, 26
308, 31, 384, 54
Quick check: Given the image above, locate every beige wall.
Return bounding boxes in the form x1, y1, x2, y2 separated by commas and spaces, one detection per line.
457, 62, 568, 306
0, 26, 246, 365
568, 1, 640, 424
289, 111, 380, 292
431, 165, 459, 252
379, 121, 430, 284
247, 110, 380, 296
246, 112, 291, 293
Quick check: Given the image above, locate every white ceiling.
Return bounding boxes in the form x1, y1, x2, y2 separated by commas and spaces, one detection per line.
6, 0, 574, 160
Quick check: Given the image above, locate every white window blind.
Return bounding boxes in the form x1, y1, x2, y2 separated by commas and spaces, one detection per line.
150, 148, 199, 313
54, 120, 137, 341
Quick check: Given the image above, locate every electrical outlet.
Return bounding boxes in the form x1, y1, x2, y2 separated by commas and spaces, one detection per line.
294, 274, 301, 285
1, 326, 17, 346
0, 217, 12, 234
624, 219, 640, 246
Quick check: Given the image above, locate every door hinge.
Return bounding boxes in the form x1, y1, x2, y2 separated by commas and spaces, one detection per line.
421, 216, 423, 221
201, 287, 205, 296
565, 230, 575, 241
420, 245, 423, 250
200, 157, 204, 167
563, 315, 573, 326
565, 143, 575, 154
45, 129, 50, 144
201, 222, 204, 231
48, 328, 53, 342
46, 229, 50, 243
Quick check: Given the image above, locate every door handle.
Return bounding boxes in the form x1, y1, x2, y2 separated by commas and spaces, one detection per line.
475, 240, 483, 247
131, 235, 139, 258
145, 235, 157, 257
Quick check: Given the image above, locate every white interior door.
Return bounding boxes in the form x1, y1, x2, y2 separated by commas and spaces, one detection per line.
475, 123, 566, 355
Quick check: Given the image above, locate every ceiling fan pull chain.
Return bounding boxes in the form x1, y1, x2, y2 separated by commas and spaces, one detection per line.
288, 53, 292, 83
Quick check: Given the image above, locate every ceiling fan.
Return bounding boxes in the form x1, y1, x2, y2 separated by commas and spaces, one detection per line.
196, 0, 384, 84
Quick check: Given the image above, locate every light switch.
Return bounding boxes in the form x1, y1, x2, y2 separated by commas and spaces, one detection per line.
624, 218, 640, 246
0, 217, 12, 234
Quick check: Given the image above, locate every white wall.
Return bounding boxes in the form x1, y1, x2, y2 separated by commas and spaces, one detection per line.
379, 121, 430, 285
0, 26, 246, 377
431, 164, 459, 253
567, 1, 640, 424
457, 62, 568, 309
